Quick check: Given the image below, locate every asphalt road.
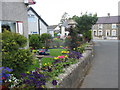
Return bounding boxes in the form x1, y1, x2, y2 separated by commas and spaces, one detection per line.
81, 40, 118, 88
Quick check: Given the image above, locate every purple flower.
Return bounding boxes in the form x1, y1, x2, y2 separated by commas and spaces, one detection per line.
52, 80, 57, 85
5, 67, 13, 72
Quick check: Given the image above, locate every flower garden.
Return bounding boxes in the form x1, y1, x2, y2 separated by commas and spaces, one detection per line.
0, 31, 89, 89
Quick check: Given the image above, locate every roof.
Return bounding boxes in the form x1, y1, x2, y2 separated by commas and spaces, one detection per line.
96, 16, 120, 24
47, 25, 58, 29
28, 7, 48, 26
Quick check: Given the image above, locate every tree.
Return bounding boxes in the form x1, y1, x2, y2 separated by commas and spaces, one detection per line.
29, 34, 42, 49
72, 13, 98, 41
41, 33, 52, 49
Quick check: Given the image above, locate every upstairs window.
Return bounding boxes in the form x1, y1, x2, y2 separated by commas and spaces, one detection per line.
98, 24, 103, 29
28, 14, 36, 22
112, 24, 117, 29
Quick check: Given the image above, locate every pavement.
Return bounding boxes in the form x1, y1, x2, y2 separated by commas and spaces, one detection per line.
80, 40, 118, 88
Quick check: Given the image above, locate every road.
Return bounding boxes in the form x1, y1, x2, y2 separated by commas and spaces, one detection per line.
81, 40, 118, 88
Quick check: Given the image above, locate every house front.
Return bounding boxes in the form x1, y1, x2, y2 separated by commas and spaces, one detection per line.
92, 15, 120, 40
28, 7, 48, 35
0, 0, 35, 48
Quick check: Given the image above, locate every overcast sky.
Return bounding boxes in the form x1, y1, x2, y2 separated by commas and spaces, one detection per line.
31, 0, 120, 25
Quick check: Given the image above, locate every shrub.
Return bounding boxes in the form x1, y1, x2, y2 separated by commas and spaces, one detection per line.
41, 33, 52, 49
2, 30, 34, 78
29, 34, 42, 49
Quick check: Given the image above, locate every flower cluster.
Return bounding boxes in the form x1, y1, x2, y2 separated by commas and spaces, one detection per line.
0, 67, 13, 84
61, 51, 69, 54
21, 68, 47, 88
67, 51, 83, 59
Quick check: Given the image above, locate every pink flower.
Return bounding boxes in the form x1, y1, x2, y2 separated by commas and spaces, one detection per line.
57, 56, 65, 59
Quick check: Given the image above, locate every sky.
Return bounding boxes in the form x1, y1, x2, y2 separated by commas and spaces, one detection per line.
31, 0, 120, 25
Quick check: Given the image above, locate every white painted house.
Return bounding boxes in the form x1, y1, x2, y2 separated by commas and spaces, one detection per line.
47, 25, 60, 37
28, 7, 48, 35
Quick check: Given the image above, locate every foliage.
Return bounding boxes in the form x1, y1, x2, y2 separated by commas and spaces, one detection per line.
41, 33, 52, 49
83, 30, 92, 42
51, 38, 64, 48
72, 13, 98, 41
2, 30, 34, 78
29, 34, 42, 49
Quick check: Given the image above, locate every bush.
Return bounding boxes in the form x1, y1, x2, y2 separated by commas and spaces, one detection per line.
29, 34, 42, 49
51, 38, 64, 48
41, 33, 52, 49
2, 30, 34, 78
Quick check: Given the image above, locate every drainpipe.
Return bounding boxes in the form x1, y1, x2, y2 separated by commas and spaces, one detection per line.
38, 19, 40, 35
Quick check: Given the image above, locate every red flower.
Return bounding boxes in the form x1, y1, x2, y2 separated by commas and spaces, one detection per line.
2, 77, 5, 80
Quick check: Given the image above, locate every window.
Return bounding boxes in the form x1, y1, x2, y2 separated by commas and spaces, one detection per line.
106, 30, 110, 36
16, 21, 23, 35
93, 30, 97, 36
98, 30, 102, 36
28, 14, 36, 22
1, 21, 16, 33
112, 30, 116, 36
112, 24, 116, 29
98, 24, 103, 29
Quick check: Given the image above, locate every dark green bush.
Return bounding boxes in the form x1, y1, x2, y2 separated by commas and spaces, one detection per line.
29, 34, 43, 49
2, 30, 34, 78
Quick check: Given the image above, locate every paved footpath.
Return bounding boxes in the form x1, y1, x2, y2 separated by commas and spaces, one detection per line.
80, 40, 118, 88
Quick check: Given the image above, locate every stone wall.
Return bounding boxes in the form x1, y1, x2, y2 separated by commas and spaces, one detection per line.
46, 45, 94, 88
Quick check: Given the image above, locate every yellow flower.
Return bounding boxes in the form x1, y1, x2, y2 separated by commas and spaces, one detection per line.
44, 63, 47, 66
42, 47, 45, 49
54, 57, 58, 59
26, 71, 30, 74
65, 55, 68, 58
60, 46, 63, 47
41, 85, 45, 88
67, 51, 69, 53
73, 48, 76, 50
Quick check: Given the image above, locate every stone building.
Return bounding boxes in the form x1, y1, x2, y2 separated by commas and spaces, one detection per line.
92, 15, 120, 40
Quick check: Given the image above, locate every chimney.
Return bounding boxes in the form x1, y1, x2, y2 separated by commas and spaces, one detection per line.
108, 13, 110, 17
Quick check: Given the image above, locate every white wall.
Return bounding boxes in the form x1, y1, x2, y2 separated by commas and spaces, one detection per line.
28, 10, 39, 34
40, 20, 48, 35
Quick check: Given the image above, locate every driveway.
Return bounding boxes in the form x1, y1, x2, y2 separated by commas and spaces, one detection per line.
81, 40, 118, 88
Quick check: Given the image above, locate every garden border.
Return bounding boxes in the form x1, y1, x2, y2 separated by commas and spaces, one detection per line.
46, 44, 94, 88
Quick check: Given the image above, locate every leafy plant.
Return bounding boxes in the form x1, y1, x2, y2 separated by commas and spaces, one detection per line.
2, 30, 34, 78
29, 34, 42, 49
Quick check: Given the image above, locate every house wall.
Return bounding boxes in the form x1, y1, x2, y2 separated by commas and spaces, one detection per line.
28, 10, 48, 35
28, 10, 39, 34
0, 1, 28, 38
40, 20, 48, 35
0, 0, 29, 48
92, 24, 119, 40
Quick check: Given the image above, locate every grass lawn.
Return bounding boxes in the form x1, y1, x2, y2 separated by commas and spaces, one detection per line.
41, 49, 67, 66
49, 49, 67, 57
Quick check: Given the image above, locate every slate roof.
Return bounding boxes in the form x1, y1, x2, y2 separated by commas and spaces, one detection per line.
96, 16, 120, 24
28, 7, 48, 26
47, 25, 58, 29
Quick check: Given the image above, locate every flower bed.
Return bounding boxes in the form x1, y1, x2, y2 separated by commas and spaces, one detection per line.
0, 43, 91, 89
